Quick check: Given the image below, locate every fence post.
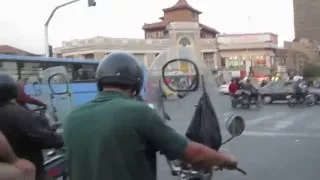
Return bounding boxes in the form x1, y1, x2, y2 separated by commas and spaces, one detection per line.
0, 163, 35, 180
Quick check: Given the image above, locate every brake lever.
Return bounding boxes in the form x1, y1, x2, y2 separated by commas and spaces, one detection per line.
235, 167, 247, 175
213, 166, 247, 175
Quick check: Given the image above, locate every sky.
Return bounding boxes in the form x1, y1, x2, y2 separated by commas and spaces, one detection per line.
0, 0, 294, 54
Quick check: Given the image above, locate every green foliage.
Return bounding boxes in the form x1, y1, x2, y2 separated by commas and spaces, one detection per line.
302, 64, 320, 78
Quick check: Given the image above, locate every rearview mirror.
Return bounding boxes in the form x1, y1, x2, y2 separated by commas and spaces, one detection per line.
48, 73, 69, 95
32, 81, 42, 96
162, 59, 199, 92
226, 115, 245, 137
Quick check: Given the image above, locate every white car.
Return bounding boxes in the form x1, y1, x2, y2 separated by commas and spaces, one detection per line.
219, 84, 230, 94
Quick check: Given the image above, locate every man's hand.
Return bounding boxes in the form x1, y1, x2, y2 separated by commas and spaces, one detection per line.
12, 159, 35, 174
220, 154, 238, 170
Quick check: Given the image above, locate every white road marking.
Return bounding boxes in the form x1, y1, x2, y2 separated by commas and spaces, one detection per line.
273, 120, 294, 130
246, 112, 288, 126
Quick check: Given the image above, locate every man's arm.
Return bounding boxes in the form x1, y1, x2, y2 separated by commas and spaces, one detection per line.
0, 132, 18, 164
135, 106, 236, 169
18, 84, 45, 106
13, 110, 63, 149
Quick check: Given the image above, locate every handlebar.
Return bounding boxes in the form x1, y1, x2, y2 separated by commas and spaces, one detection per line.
176, 166, 246, 176
169, 161, 247, 177
213, 166, 247, 175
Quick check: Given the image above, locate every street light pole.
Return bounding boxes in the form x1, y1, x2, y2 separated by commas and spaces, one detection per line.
44, 0, 80, 57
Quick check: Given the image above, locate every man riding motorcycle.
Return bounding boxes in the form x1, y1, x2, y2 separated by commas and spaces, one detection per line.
0, 73, 64, 180
62, 52, 238, 180
17, 78, 46, 109
292, 78, 308, 101
241, 78, 258, 100
228, 79, 240, 95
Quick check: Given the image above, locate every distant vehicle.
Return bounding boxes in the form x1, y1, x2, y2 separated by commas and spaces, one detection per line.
219, 83, 230, 94
0, 54, 150, 121
259, 80, 295, 103
259, 80, 320, 103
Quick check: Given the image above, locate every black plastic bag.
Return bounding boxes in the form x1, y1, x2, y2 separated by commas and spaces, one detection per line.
185, 92, 222, 150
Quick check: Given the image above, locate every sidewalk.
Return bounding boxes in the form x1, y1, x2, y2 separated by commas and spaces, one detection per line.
0, 163, 35, 180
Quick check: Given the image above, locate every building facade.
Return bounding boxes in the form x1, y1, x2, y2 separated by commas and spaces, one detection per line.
277, 38, 320, 76
54, 0, 278, 79
217, 33, 278, 79
294, 0, 320, 42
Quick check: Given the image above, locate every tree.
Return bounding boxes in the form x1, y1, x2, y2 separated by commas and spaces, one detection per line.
302, 63, 320, 78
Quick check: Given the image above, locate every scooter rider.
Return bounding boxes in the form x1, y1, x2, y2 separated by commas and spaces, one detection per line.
293, 78, 307, 100
0, 73, 64, 180
63, 52, 238, 180
17, 78, 46, 109
228, 79, 240, 95
242, 78, 258, 99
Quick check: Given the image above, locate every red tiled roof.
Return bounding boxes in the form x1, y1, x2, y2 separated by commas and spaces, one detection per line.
162, 0, 202, 14
0, 45, 34, 55
142, 21, 168, 30
200, 24, 219, 34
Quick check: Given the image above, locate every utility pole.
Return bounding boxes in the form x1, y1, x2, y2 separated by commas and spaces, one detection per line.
44, 0, 96, 57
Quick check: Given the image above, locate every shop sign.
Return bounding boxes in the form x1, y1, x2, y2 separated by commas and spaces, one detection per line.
217, 33, 278, 44
277, 66, 286, 72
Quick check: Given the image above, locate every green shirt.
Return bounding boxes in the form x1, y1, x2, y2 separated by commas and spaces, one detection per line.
62, 91, 188, 180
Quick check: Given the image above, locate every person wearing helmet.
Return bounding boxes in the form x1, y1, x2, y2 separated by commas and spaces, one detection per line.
293, 78, 308, 101
62, 52, 237, 180
241, 78, 258, 99
0, 73, 63, 180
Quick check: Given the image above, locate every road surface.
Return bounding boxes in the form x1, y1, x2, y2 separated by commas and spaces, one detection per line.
157, 93, 320, 180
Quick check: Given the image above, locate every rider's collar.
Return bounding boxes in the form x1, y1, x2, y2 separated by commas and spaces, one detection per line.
95, 90, 131, 102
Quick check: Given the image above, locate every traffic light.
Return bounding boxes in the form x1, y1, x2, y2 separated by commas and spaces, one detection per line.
88, 0, 96, 7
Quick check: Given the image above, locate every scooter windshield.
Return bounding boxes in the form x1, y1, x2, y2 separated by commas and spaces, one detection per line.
147, 46, 220, 120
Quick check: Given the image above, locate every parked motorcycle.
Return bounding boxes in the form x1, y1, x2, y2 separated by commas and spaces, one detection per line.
286, 92, 316, 107
231, 89, 263, 109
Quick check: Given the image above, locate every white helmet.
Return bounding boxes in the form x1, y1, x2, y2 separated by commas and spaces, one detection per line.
293, 75, 303, 81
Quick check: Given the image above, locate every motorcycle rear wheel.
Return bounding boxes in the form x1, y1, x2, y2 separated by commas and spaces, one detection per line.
305, 95, 316, 106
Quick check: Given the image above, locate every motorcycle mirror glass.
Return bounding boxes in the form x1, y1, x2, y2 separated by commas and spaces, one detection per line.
161, 58, 199, 92
48, 73, 69, 94
32, 81, 42, 96
226, 115, 245, 137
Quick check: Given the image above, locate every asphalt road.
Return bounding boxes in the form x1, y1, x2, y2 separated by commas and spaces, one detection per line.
156, 91, 320, 180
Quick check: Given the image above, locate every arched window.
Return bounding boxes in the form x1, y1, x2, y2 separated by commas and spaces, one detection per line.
179, 37, 191, 47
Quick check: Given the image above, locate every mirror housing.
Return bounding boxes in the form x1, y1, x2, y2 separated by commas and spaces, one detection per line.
48, 73, 69, 95
226, 115, 245, 137
162, 59, 200, 92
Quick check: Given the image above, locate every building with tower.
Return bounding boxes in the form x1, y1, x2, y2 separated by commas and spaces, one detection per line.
54, 0, 278, 79
293, 0, 320, 43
